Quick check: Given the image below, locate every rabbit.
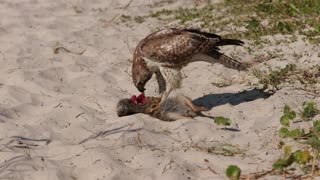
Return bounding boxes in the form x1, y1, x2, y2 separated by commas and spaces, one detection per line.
116, 94, 209, 121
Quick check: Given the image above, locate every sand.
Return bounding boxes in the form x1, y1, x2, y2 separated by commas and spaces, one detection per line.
0, 0, 319, 179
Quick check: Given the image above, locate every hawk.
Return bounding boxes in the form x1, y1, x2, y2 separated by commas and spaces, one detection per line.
132, 28, 249, 103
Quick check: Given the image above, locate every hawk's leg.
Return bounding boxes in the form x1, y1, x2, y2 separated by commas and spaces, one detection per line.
158, 67, 182, 103
148, 89, 172, 114
144, 70, 165, 114
160, 88, 172, 103
149, 103, 160, 114
155, 69, 166, 94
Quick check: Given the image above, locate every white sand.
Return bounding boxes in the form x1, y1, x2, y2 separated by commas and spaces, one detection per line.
0, 0, 319, 179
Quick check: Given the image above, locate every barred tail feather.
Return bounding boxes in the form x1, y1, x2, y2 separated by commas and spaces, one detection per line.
215, 39, 244, 46
207, 50, 249, 70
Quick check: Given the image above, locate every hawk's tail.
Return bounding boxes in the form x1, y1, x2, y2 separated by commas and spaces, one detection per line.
206, 50, 249, 71
215, 39, 244, 46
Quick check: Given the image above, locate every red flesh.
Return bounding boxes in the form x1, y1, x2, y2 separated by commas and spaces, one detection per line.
131, 93, 148, 105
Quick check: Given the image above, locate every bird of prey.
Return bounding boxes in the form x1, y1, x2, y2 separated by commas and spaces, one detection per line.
132, 28, 249, 103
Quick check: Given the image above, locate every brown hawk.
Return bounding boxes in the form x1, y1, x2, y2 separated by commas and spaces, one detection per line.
132, 28, 249, 103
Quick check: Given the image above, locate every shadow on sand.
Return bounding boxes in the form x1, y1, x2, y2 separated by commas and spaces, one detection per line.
193, 88, 272, 110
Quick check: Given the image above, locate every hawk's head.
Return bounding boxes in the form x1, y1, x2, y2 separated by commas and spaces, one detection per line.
132, 56, 152, 92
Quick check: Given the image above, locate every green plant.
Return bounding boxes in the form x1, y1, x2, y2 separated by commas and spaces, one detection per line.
272, 146, 295, 171
226, 165, 241, 180
214, 116, 232, 126
302, 102, 319, 120
253, 64, 320, 91
208, 143, 244, 156
149, 5, 214, 28
280, 105, 296, 126
252, 64, 297, 90
134, 16, 145, 23
274, 102, 320, 176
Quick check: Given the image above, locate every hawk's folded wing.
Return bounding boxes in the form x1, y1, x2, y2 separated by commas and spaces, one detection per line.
139, 28, 222, 65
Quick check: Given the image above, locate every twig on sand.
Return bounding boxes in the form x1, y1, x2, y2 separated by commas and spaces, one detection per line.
75, 112, 84, 118
104, 0, 133, 25
240, 169, 274, 180
122, 0, 134, 10
79, 124, 134, 144
197, 165, 217, 175
124, 36, 133, 54
54, 102, 62, 108
0, 155, 28, 173
162, 159, 175, 174
53, 46, 86, 55
208, 166, 217, 174
107, 14, 120, 24
135, 132, 143, 146
132, 132, 162, 151
10, 136, 52, 145
112, 123, 134, 146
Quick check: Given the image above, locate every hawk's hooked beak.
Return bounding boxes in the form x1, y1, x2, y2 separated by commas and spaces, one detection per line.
136, 82, 146, 92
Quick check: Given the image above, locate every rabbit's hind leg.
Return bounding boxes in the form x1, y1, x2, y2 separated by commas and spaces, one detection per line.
166, 112, 193, 121
176, 95, 209, 112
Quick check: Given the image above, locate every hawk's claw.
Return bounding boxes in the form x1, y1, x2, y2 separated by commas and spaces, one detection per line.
150, 103, 160, 113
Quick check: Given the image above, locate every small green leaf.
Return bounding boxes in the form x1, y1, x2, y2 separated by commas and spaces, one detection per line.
284, 145, 292, 157
276, 21, 292, 32
289, 3, 301, 16
284, 104, 291, 114
293, 150, 311, 164
281, 105, 296, 126
278, 128, 302, 138
245, 19, 260, 29
287, 111, 296, 119
290, 129, 302, 137
304, 135, 320, 150
313, 120, 320, 132
214, 116, 231, 126
226, 165, 241, 180
315, 24, 320, 33
283, 105, 296, 118
302, 102, 319, 119
280, 115, 291, 126
279, 127, 290, 138
272, 159, 285, 171
272, 154, 294, 171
